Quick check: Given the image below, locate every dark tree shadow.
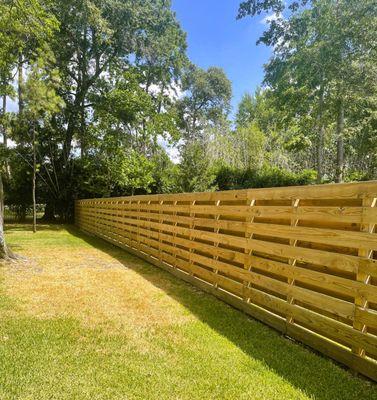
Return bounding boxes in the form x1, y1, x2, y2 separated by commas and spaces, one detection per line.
64, 225, 376, 400
5, 223, 65, 233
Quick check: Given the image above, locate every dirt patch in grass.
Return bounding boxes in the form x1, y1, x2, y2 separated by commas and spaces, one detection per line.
3, 225, 194, 334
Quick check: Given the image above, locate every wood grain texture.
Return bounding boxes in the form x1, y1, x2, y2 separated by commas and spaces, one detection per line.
75, 181, 377, 381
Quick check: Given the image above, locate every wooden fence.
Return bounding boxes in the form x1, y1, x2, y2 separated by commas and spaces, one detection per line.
75, 181, 377, 381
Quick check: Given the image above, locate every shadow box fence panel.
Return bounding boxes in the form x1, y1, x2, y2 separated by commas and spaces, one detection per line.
75, 181, 377, 381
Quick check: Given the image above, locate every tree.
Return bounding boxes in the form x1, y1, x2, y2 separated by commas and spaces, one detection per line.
238, 0, 377, 182
179, 141, 217, 193
206, 119, 268, 171
21, 50, 63, 231
33, 0, 187, 219
235, 93, 257, 128
149, 150, 181, 194
177, 65, 232, 141
175, 65, 232, 193
235, 89, 297, 170
0, 0, 57, 256
88, 68, 180, 197
234, 123, 267, 170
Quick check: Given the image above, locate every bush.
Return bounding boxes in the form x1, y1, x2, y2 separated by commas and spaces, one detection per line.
215, 165, 317, 191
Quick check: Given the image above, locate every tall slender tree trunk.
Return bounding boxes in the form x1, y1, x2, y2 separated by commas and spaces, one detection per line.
316, 85, 325, 183
0, 93, 8, 255
2, 94, 10, 179
335, 98, 345, 183
18, 54, 24, 113
80, 97, 86, 158
0, 174, 7, 257
32, 126, 37, 233
1, 94, 6, 144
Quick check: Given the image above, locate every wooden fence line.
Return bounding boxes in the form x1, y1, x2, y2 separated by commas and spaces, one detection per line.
75, 181, 377, 381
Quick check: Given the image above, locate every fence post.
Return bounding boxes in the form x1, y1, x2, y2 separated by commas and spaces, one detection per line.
173, 200, 178, 268
94, 200, 98, 236
243, 198, 256, 302
188, 200, 196, 276
353, 195, 376, 358
213, 199, 221, 289
136, 199, 141, 252
286, 198, 300, 326
158, 197, 164, 262
127, 198, 132, 247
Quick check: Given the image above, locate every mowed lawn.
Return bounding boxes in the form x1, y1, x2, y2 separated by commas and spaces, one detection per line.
1, 225, 376, 400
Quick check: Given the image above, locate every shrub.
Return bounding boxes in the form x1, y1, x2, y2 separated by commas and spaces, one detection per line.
215, 165, 317, 191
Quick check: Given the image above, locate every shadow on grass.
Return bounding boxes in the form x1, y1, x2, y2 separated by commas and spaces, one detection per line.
5, 222, 66, 233
65, 225, 376, 400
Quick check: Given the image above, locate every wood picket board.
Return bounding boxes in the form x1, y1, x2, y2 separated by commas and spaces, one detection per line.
246, 222, 377, 250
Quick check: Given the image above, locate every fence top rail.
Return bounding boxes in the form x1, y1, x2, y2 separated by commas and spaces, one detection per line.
76, 181, 377, 204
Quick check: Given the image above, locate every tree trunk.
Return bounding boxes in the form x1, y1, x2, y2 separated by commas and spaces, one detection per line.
2, 94, 6, 147
1, 94, 9, 179
32, 127, 37, 233
18, 54, 24, 114
79, 94, 86, 158
316, 85, 325, 183
0, 174, 15, 259
317, 126, 325, 183
335, 98, 345, 183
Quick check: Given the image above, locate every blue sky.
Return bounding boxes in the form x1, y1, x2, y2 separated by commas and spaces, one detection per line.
171, 0, 272, 114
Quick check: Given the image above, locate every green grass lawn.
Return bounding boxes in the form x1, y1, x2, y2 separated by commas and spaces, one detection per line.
0, 224, 376, 400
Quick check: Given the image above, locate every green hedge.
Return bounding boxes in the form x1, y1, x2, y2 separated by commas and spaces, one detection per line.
215, 165, 317, 191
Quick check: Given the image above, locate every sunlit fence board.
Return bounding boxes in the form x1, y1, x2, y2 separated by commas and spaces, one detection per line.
75, 181, 377, 381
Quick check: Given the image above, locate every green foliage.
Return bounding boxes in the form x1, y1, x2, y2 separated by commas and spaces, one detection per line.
179, 141, 217, 193
216, 165, 317, 191
234, 123, 267, 170
150, 150, 181, 194
0, 0, 58, 82
1, 0, 189, 220
177, 65, 232, 140
97, 71, 154, 125
4, 148, 32, 213
235, 92, 257, 128
23, 50, 63, 119
110, 150, 154, 196
96, 70, 180, 147
238, 0, 377, 183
